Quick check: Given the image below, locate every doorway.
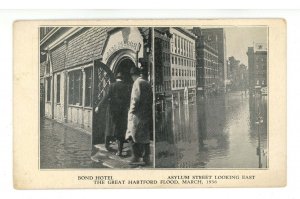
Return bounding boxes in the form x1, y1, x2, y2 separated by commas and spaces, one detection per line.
92, 57, 136, 146
114, 58, 136, 85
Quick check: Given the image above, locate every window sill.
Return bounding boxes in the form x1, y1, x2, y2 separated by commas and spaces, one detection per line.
68, 104, 83, 108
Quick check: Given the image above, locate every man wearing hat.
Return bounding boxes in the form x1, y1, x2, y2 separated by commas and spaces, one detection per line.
95, 72, 131, 156
126, 66, 153, 165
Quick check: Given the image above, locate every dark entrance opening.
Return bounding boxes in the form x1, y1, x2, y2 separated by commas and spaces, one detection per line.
92, 58, 136, 146
114, 58, 135, 85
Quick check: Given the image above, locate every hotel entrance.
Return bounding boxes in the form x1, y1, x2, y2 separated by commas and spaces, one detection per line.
91, 56, 137, 145
91, 27, 146, 147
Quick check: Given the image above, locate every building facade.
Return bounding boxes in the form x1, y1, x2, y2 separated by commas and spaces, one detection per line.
168, 28, 197, 93
191, 28, 219, 96
154, 28, 172, 95
247, 43, 268, 91
200, 28, 227, 92
40, 27, 152, 143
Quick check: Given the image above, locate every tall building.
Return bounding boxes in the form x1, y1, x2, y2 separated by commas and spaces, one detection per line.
247, 43, 268, 91
154, 28, 172, 94
191, 27, 219, 96
196, 28, 227, 92
167, 28, 197, 94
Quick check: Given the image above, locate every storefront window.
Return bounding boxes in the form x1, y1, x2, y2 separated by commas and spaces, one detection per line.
69, 70, 83, 106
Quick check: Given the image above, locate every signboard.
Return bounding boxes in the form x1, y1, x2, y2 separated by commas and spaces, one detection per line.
102, 27, 144, 64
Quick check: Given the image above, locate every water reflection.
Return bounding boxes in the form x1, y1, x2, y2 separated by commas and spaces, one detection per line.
155, 91, 268, 168
40, 118, 105, 169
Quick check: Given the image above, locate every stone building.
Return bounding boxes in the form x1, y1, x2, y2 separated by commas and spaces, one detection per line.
169, 28, 197, 94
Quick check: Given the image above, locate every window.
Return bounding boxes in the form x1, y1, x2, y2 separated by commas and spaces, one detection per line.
56, 74, 60, 103
46, 77, 51, 102
85, 67, 93, 107
69, 70, 83, 106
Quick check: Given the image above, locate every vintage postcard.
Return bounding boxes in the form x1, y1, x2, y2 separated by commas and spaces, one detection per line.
13, 19, 286, 188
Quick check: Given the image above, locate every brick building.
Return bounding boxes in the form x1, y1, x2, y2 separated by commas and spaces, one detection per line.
200, 28, 227, 92
191, 27, 219, 96
247, 43, 268, 92
154, 28, 172, 95
40, 27, 152, 144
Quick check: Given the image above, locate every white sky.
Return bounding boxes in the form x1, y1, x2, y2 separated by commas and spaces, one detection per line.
225, 27, 268, 65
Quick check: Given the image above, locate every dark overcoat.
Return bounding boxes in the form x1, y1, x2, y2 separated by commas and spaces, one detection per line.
97, 80, 131, 139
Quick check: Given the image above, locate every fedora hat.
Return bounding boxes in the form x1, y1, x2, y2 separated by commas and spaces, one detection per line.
130, 67, 140, 75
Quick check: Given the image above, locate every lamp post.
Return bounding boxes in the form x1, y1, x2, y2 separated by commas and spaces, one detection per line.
256, 115, 263, 168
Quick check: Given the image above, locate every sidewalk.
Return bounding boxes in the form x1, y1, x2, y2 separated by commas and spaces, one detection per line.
91, 141, 154, 169
40, 117, 153, 169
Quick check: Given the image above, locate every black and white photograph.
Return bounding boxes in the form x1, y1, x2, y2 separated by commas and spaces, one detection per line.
39, 26, 268, 169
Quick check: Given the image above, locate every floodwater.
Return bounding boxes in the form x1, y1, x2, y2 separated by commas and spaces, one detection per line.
40, 119, 105, 169
155, 91, 268, 169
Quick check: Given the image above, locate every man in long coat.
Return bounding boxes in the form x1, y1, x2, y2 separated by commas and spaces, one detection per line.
126, 67, 153, 165
95, 72, 131, 156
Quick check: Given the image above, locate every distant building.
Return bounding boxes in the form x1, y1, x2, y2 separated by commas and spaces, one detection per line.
227, 56, 240, 90
191, 27, 219, 96
247, 43, 268, 91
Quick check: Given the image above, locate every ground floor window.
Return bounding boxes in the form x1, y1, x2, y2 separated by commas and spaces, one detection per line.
69, 70, 83, 106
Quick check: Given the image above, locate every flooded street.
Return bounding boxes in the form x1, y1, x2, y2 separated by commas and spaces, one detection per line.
40, 91, 267, 169
155, 91, 268, 168
40, 119, 105, 169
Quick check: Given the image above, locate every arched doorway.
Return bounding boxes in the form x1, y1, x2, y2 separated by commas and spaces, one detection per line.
114, 57, 136, 85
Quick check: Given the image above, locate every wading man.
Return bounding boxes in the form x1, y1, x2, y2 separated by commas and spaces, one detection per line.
126, 67, 153, 165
